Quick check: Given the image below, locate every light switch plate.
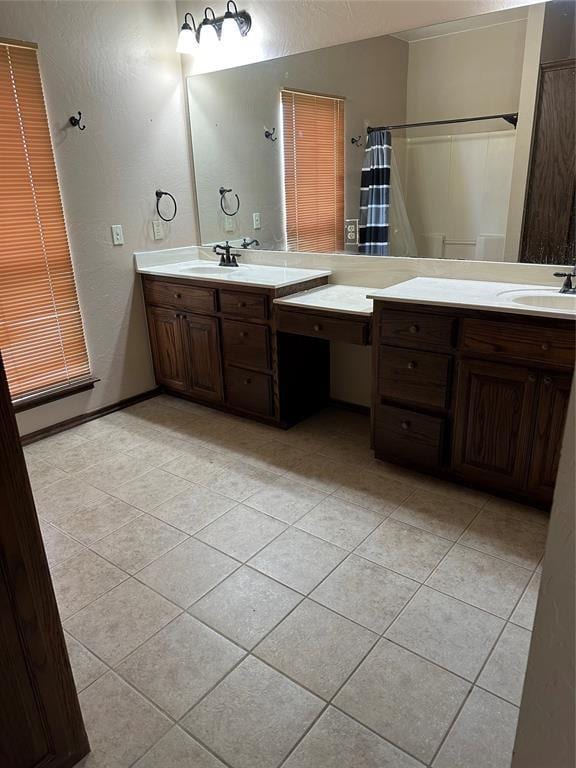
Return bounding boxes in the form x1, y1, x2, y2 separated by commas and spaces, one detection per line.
224, 216, 234, 232
111, 224, 124, 246
152, 220, 164, 240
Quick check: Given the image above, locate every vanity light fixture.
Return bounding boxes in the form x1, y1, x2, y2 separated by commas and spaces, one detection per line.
176, 2, 252, 52
176, 12, 198, 54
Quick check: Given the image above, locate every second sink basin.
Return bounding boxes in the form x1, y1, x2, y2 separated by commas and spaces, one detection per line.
497, 288, 576, 312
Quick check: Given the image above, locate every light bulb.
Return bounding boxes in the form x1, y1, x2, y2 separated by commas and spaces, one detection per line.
199, 21, 219, 49
176, 24, 196, 54
221, 15, 241, 45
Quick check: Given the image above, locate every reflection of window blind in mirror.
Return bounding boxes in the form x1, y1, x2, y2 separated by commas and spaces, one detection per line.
281, 89, 344, 253
0, 42, 90, 401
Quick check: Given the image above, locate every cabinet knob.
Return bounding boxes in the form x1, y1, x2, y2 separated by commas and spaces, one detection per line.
409, 324, 420, 334
541, 342, 551, 351
407, 361, 417, 370
528, 374, 537, 383
543, 376, 552, 385
240, 331, 248, 338
237, 302, 246, 308
174, 293, 182, 299
401, 420, 411, 431
313, 324, 322, 332
244, 378, 252, 385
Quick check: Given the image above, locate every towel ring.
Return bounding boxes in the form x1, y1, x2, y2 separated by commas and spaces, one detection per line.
219, 186, 240, 216
155, 189, 177, 222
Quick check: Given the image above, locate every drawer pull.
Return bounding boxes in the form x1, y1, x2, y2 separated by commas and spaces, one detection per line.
541, 342, 551, 351
240, 331, 248, 338
528, 374, 537, 383
313, 324, 322, 332
543, 376, 552, 385
409, 324, 420, 334
237, 301, 247, 308
244, 378, 252, 385
407, 361, 417, 370
174, 293, 182, 299
401, 420, 411, 431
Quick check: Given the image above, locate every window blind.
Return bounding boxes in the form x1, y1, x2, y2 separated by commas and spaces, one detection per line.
281, 89, 345, 253
0, 42, 90, 402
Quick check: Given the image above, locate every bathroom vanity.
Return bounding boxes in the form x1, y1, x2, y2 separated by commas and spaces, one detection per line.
370, 279, 575, 507
138, 254, 574, 508
139, 261, 332, 426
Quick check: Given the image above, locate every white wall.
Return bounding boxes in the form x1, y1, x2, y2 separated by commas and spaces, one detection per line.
177, 0, 542, 76
0, 0, 197, 436
512, 381, 575, 768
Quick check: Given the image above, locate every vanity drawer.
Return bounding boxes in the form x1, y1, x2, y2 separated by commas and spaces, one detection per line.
461, 319, 575, 368
225, 366, 274, 417
374, 404, 447, 469
379, 308, 456, 351
143, 278, 216, 314
222, 320, 271, 370
220, 290, 268, 320
378, 346, 452, 409
277, 309, 370, 345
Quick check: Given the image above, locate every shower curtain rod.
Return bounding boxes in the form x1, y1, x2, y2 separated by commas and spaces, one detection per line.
367, 112, 518, 133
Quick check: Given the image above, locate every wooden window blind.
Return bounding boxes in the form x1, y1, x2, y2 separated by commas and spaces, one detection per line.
0, 41, 90, 403
281, 89, 345, 253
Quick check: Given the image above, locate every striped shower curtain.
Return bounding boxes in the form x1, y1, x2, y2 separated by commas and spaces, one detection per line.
358, 129, 391, 256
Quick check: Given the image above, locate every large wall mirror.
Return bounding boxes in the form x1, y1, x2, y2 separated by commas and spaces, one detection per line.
187, 2, 575, 264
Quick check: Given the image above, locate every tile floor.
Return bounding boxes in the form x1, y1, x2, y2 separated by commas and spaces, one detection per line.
27, 395, 548, 768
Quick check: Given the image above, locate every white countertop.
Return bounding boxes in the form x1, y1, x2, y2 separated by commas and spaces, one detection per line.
136, 259, 331, 289
274, 285, 374, 316
367, 278, 576, 320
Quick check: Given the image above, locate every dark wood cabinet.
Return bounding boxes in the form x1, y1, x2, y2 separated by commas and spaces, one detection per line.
373, 301, 574, 508
142, 272, 329, 426
452, 359, 538, 489
181, 314, 223, 402
146, 306, 188, 392
528, 372, 572, 497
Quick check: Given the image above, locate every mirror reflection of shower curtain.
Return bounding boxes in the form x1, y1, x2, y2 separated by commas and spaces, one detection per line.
358, 129, 391, 256
388, 150, 417, 257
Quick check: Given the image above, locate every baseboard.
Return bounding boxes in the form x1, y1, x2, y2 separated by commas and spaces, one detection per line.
20, 387, 161, 445
328, 398, 371, 416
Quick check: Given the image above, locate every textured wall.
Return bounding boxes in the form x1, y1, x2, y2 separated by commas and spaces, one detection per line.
0, 1, 197, 435
178, 0, 541, 76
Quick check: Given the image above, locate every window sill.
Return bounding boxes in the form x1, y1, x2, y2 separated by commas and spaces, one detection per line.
12, 377, 100, 413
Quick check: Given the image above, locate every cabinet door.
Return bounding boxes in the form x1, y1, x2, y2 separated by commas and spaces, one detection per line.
528, 372, 573, 497
452, 359, 538, 490
182, 314, 223, 402
147, 306, 187, 391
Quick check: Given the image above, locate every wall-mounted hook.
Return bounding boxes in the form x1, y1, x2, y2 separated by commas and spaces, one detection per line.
69, 111, 86, 131
219, 186, 240, 216
264, 128, 277, 142
351, 135, 363, 147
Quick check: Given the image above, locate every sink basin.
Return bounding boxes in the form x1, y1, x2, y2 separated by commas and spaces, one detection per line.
497, 289, 576, 312
179, 265, 244, 276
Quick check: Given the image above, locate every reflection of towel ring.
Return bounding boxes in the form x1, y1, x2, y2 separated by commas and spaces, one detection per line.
155, 189, 177, 222
219, 186, 240, 216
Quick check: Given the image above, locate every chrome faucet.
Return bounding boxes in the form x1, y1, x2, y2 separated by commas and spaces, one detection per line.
213, 241, 240, 267
554, 264, 576, 294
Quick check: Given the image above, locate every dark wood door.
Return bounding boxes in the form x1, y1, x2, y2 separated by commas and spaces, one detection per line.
528, 372, 573, 498
0, 354, 89, 768
452, 358, 538, 490
520, 59, 576, 265
182, 314, 223, 402
146, 306, 187, 391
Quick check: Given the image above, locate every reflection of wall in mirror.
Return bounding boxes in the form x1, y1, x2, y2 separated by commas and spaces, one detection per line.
187, 33, 408, 250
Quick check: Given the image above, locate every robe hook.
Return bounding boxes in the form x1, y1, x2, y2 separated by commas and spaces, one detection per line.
69, 111, 86, 131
